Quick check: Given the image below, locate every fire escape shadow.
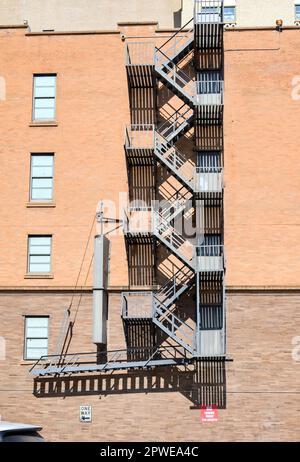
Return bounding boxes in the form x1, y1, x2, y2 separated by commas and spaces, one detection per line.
32, 359, 226, 410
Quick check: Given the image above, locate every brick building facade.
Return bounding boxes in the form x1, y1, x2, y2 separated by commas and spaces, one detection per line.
0, 4, 299, 442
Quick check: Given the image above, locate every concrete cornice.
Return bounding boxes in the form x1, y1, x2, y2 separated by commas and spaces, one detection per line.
0, 24, 28, 29
226, 286, 300, 293
117, 21, 158, 26
225, 25, 300, 31
26, 30, 120, 36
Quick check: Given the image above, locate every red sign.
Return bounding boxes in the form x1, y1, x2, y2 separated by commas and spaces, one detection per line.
201, 405, 219, 423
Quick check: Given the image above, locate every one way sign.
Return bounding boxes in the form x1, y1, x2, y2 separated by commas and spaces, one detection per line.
80, 405, 92, 423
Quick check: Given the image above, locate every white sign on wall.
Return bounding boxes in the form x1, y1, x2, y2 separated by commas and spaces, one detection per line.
79, 405, 92, 423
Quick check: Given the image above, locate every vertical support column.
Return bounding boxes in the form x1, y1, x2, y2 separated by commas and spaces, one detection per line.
222, 273, 226, 354
195, 272, 200, 355
193, 0, 225, 357
92, 234, 110, 346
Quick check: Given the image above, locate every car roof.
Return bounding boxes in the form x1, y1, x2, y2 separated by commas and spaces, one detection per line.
0, 421, 42, 434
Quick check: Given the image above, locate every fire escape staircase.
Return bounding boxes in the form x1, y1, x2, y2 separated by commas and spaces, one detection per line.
122, 4, 226, 360
152, 266, 195, 354
124, 22, 199, 356
154, 20, 195, 145
155, 20, 195, 108
154, 134, 195, 192
152, 210, 195, 270
28, 3, 227, 379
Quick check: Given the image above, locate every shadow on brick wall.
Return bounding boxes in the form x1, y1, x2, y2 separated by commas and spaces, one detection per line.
32, 359, 226, 410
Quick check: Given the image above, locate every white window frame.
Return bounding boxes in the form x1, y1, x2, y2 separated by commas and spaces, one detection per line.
27, 235, 52, 274
30, 154, 54, 202
223, 5, 236, 23
32, 74, 57, 121
24, 316, 49, 360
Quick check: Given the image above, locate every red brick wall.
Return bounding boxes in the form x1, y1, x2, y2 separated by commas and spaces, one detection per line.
0, 291, 299, 441
0, 27, 299, 289
224, 29, 300, 287
0, 26, 300, 442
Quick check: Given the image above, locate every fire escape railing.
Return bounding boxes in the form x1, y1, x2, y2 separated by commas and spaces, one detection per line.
125, 42, 155, 66
194, 0, 224, 24
122, 0, 226, 359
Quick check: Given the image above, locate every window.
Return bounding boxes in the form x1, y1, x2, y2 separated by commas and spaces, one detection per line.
32, 74, 56, 121
24, 317, 49, 360
28, 235, 52, 273
30, 154, 54, 201
295, 5, 300, 20
224, 6, 236, 22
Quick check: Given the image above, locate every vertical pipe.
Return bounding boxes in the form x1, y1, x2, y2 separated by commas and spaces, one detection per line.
93, 234, 110, 345
196, 272, 200, 356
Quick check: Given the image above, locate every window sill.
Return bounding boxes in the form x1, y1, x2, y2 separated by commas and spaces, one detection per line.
29, 121, 58, 127
26, 202, 56, 208
20, 360, 37, 366
24, 273, 54, 279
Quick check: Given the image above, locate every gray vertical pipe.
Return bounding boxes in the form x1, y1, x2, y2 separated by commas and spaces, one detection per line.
195, 271, 200, 356
93, 234, 110, 345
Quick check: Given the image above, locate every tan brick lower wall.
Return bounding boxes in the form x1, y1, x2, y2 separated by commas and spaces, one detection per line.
0, 292, 299, 441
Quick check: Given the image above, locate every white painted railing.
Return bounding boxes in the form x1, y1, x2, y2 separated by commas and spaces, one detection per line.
194, 167, 223, 193
125, 124, 155, 150
126, 42, 155, 65
122, 292, 153, 318
193, 245, 224, 272
156, 19, 193, 64
195, 80, 224, 105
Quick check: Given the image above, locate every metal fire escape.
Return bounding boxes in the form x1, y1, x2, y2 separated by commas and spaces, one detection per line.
30, 1, 227, 377
123, 0, 226, 360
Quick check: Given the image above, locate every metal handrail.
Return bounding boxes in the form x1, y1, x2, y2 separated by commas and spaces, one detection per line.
30, 345, 190, 375
125, 124, 155, 149
154, 134, 195, 184
155, 270, 194, 307
157, 18, 193, 52
195, 166, 223, 173
195, 244, 224, 256
121, 291, 153, 319
194, 167, 224, 192
194, 0, 224, 24
126, 41, 155, 66
193, 245, 225, 272
155, 47, 194, 100
128, 205, 152, 212
195, 80, 224, 105
157, 104, 192, 135
153, 297, 195, 343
